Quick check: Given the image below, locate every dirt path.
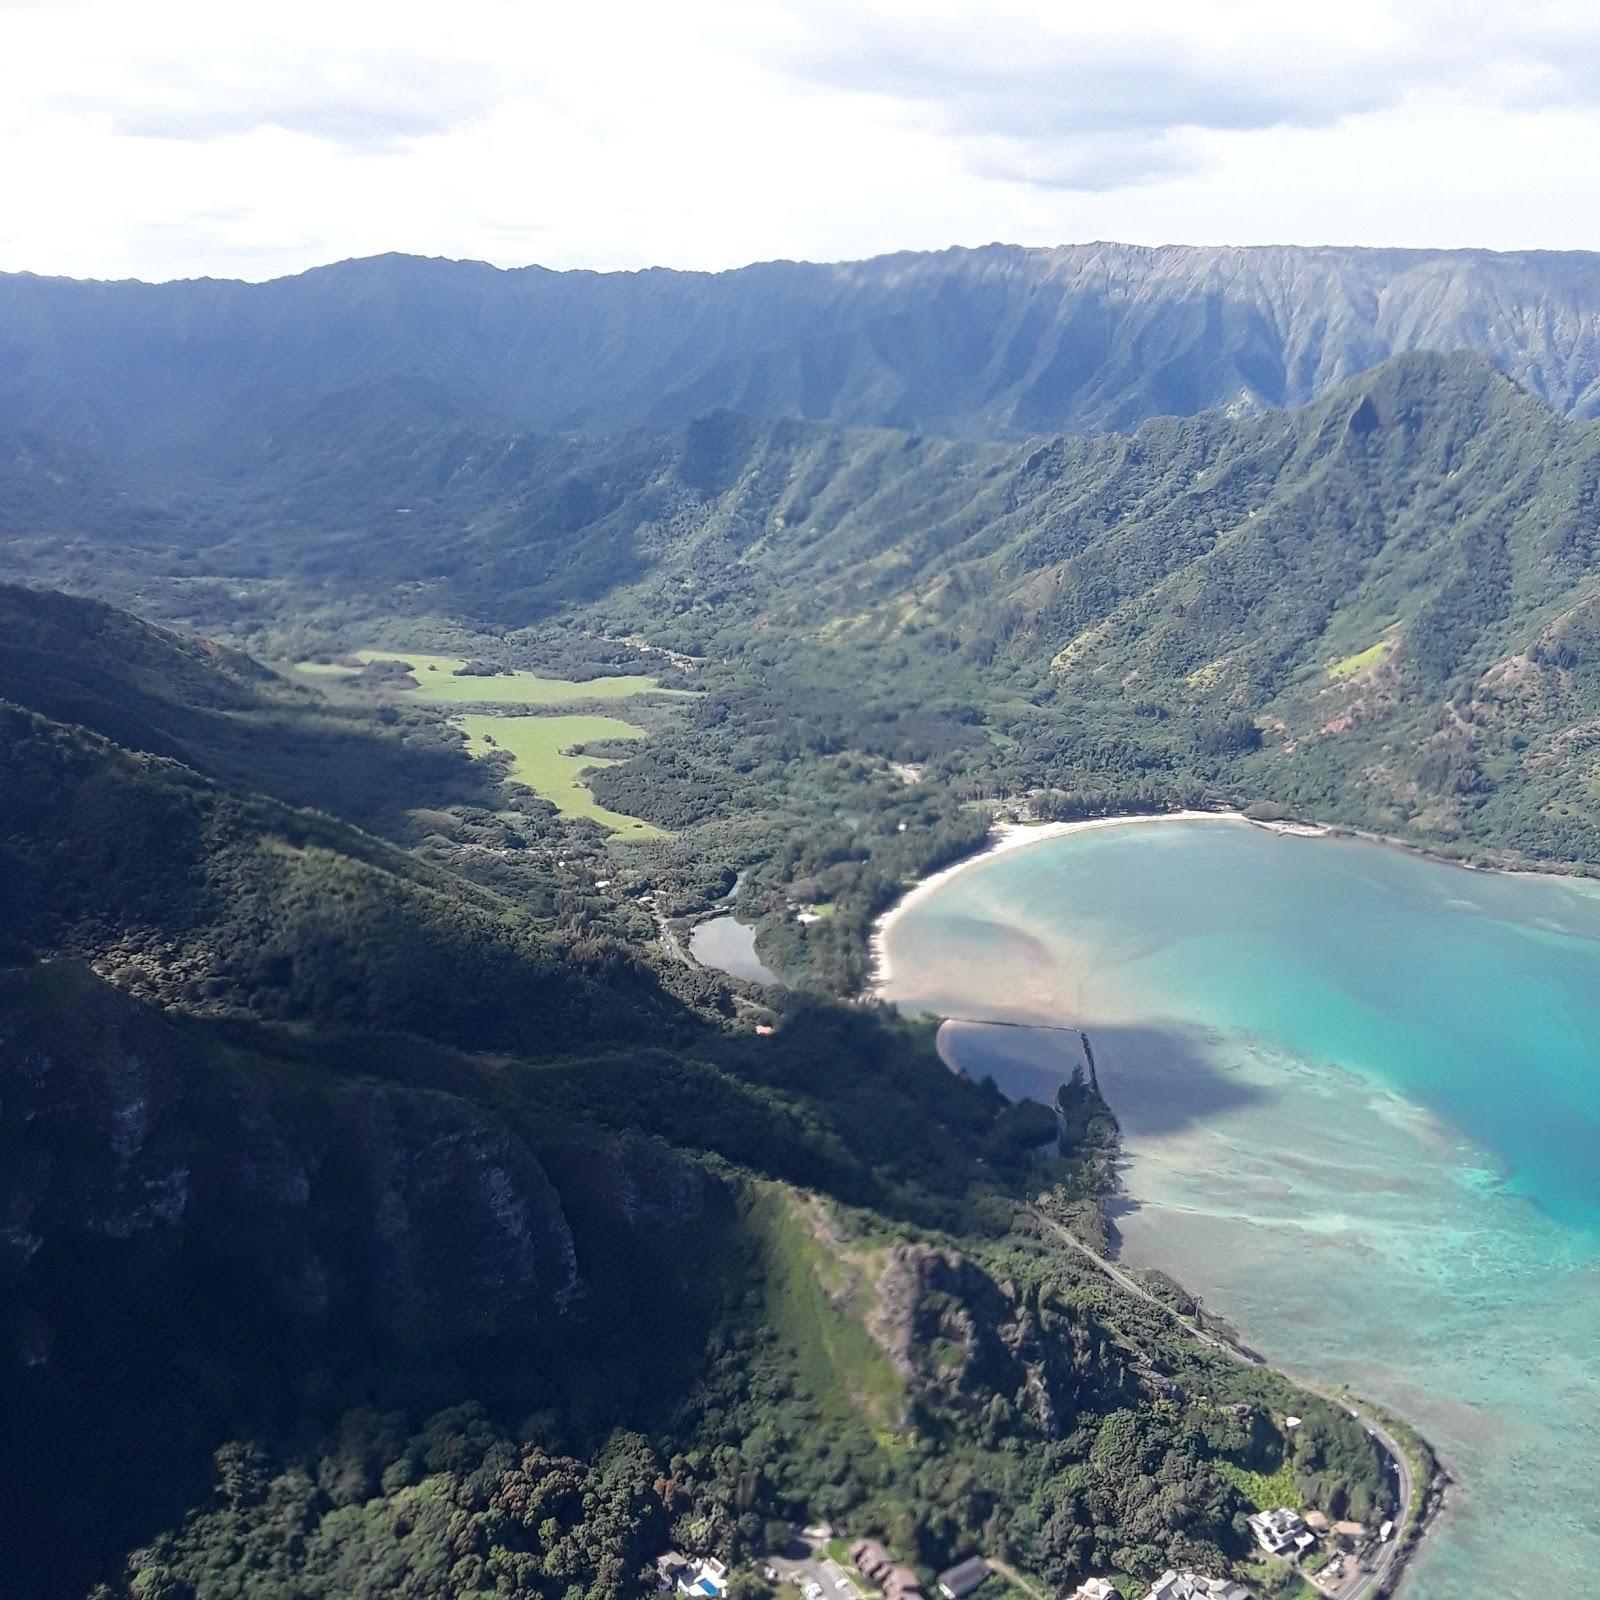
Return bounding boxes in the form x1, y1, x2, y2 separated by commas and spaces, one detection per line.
988, 1558, 1051, 1600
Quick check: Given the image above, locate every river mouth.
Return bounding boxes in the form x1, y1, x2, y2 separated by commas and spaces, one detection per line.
881, 817, 1600, 1600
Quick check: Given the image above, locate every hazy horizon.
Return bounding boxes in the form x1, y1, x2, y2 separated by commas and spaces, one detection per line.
13, 234, 1600, 290
7, 1, 1600, 282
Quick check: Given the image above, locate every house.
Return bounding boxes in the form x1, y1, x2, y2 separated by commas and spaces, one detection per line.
849, 1541, 922, 1600
850, 1541, 894, 1583
1247, 1506, 1312, 1557
661, 1556, 727, 1598
1070, 1581, 1117, 1600
935, 1557, 990, 1600
1143, 1573, 1249, 1600
883, 1564, 924, 1600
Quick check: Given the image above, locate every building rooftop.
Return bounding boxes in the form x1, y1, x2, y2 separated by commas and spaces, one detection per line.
1144, 1571, 1249, 1600
1070, 1580, 1117, 1600
935, 1557, 990, 1600
1247, 1506, 1311, 1555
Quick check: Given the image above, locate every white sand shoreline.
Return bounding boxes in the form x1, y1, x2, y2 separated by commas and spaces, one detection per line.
868, 808, 1328, 994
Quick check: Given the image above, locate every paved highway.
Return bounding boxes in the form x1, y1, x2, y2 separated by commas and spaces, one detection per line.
1028, 1207, 1419, 1599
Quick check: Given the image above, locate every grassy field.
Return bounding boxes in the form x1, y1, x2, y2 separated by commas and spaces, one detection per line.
1326, 638, 1394, 681
747, 1188, 906, 1445
1216, 1456, 1304, 1513
356, 650, 668, 704
291, 659, 362, 677
457, 711, 663, 838
291, 651, 671, 703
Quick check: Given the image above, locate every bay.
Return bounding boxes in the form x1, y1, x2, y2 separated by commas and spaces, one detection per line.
879, 818, 1600, 1599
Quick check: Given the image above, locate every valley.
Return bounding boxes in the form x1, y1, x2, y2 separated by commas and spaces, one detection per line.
5, 241, 1600, 1600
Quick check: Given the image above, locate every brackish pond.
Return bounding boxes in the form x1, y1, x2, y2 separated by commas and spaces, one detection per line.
880, 818, 1600, 1600
689, 915, 777, 985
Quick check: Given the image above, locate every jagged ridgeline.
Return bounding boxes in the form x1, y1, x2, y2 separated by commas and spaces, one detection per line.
0, 594, 1391, 1599
5, 243, 1600, 456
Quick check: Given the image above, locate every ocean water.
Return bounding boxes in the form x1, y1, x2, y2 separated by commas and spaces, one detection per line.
880, 819, 1600, 1599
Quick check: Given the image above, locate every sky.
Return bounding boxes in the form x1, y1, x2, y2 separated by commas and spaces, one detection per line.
4, 0, 1600, 282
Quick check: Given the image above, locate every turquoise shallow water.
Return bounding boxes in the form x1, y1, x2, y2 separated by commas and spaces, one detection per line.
880, 819, 1600, 1599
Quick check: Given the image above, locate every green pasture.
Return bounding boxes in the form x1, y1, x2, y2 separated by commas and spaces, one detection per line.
1327, 638, 1393, 681
358, 650, 666, 703
293, 649, 669, 704
457, 711, 663, 838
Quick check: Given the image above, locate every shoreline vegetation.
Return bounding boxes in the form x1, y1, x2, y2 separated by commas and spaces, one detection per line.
873, 809, 1450, 1597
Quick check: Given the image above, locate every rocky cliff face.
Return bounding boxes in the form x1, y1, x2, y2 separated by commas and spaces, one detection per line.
869, 1241, 1137, 1439
0, 963, 708, 1372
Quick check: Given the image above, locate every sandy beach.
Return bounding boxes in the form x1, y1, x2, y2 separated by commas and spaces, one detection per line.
868, 808, 1278, 993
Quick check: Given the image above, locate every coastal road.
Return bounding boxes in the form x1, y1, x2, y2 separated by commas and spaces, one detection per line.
1027, 1207, 1418, 1599
654, 914, 694, 966
1295, 1383, 1414, 1600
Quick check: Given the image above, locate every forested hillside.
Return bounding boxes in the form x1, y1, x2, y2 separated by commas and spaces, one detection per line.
0, 607, 1392, 1599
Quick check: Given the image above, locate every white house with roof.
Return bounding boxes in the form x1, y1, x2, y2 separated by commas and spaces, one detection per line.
1247, 1506, 1315, 1557
1070, 1580, 1117, 1600
1143, 1572, 1249, 1600
657, 1553, 728, 1598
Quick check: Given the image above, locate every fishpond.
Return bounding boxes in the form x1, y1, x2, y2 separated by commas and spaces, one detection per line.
880, 817, 1600, 1600
688, 916, 777, 985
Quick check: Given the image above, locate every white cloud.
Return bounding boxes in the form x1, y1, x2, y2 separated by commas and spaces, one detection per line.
1, 0, 1600, 279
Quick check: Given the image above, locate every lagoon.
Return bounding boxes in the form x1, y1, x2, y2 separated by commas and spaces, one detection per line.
879, 818, 1600, 1599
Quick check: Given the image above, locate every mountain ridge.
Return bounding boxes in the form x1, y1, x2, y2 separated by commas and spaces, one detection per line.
6, 241, 1600, 468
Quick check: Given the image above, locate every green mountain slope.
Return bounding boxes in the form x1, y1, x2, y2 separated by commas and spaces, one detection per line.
0, 601, 1394, 1600
571, 356, 1600, 867
0, 583, 501, 828
154, 350, 1591, 868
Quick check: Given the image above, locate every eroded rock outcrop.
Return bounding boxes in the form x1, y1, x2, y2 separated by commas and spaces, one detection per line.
867, 1241, 1139, 1440
0, 963, 709, 1368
